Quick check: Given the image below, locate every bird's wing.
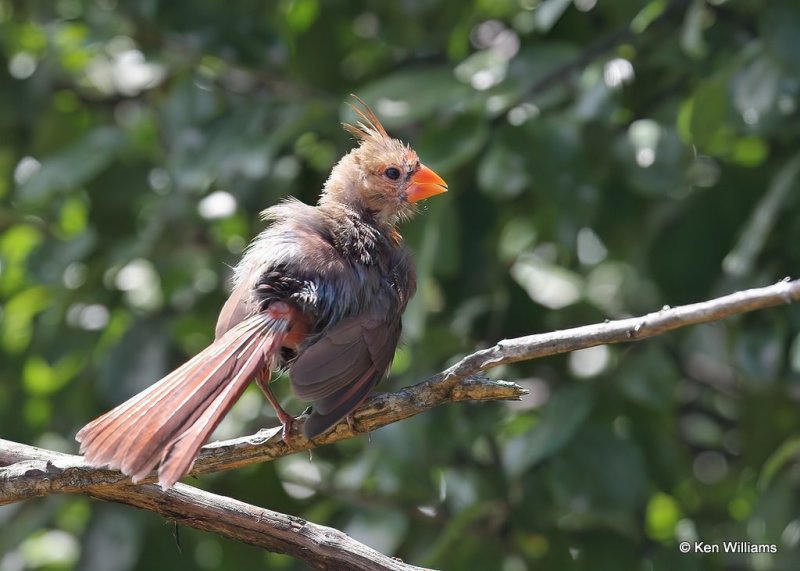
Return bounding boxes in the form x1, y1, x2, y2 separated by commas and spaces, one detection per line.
289, 315, 400, 438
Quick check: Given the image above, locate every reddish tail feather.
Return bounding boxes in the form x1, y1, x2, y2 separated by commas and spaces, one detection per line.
76, 314, 287, 489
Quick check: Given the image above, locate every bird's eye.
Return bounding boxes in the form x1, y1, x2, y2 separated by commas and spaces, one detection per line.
384, 167, 401, 180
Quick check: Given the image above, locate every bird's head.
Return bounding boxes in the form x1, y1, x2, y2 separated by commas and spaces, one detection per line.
320, 97, 448, 225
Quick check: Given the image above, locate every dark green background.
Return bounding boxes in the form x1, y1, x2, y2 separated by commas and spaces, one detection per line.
2, 0, 800, 569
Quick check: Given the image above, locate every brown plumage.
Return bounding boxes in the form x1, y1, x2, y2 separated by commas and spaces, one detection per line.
76, 97, 448, 489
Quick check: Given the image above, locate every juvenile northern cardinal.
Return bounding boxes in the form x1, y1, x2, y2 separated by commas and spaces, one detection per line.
76, 98, 447, 490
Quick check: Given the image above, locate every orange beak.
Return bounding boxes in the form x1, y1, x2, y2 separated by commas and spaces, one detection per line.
406, 164, 448, 203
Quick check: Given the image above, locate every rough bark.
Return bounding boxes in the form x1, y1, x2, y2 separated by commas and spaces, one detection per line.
1, 278, 798, 570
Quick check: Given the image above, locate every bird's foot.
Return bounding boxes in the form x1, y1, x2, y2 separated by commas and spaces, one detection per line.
277, 412, 295, 445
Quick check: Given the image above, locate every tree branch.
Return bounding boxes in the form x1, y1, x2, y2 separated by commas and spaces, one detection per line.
1, 278, 798, 568
87, 483, 427, 571
0, 448, 423, 571
0, 375, 521, 503
440, 277, 800, 381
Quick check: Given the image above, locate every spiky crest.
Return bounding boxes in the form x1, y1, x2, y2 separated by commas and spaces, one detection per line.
342, 95, 390, 144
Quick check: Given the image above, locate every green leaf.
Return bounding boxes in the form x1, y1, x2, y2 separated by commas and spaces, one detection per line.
17, 127, 127, 203
0, 224, 43, 293
732, 53, 782, 120
1, 286, 51, 353
23, 354, 83, 396
616, 347, 677, 410
477, 137, 529, 199
684, 76, 735, 155
503, 385, 594, 478
354, 68, 475, 128
646, 493, 683, 541
549, 425, 648, 522
730, 136, 768, 167
58, 194, 89, 237
280, 0, 319, 33
508, 43, 580, 98
534, 0, 572, 33
723, 153, 800, 276
415, 113, 489, 173
518, 116, 584, 194
762, 2, 800, 73
631, 0, 668, 34
759, 436, 800, 491
681, 0, 709, 59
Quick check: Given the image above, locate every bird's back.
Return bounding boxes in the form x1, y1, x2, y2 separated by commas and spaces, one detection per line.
217, 198, 415, 342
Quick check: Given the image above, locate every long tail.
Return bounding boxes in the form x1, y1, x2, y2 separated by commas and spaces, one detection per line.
76, 313, 286, 489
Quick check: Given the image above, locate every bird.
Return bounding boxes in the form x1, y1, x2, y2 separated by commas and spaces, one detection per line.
75, 97, 448, 490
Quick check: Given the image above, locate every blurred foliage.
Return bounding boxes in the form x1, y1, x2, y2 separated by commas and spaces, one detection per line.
2, 0, 800, 569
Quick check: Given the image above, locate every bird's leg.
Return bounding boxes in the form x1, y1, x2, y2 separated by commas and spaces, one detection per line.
346, 413, 357, 432
256, 372, 294, 444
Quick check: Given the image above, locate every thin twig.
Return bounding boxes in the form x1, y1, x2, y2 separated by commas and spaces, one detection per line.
439, 278, 800, 381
